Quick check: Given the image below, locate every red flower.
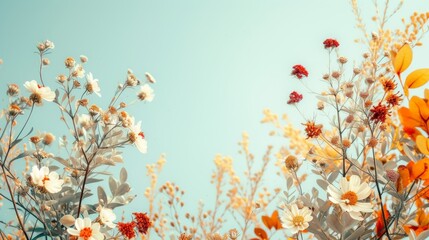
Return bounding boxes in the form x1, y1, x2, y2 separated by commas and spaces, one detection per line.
287, 91, 303, 104
118, 222, 136, 239
291, 65, 308, 79
323, 38, 339, 49
303, 121, 323, 139
133, 212, 152, 235
370, 103, 390, 124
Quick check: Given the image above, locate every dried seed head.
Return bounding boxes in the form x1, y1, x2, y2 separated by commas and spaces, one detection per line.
358, 125, 366, 133
360, 91, 369, 99
7, 84, 19, 96
80, 55, 88, 63
364, 100, 373, 108
366, 77, 375, 84
342, 139, 351, 148
317, 101, 324, 110
322, 74, 329, 80
57, 74, 67, 83
345, 114, 354, 123
43, 133, 55, 145
338, 56, 348, 64
353, 68, 361, 75
368, 137, 378, 148
42, 58, 50, 66
386, 169, 399, 182
331, 71, 341, 79
285, 155, 299, 171
330, 136, 339, 145
65, 57, 75, 68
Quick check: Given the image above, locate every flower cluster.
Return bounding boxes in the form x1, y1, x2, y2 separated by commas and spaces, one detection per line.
0, 41, 156, 239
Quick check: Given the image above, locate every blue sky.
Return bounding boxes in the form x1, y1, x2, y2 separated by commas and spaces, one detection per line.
1, 0, 429, 232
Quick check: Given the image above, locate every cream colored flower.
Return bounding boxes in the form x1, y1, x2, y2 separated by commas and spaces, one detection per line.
73, 64, 85, 78
99, 207, 116, 228
80, 55, 88, 63
128, 118, 147, 153
44, 40, 55, 49
67, 217, 103, 240
137, 84, 154, 102
327, 175, 373, 220
86, 73, 101, 97
24, 80, 55, 103
280, 203, 313, 234
145, 72, 156, 83
30, 166, 64, 193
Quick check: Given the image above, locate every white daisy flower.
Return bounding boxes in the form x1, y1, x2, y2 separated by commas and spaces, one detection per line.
128, 118, 147, 153
24, 80, 55, 103
280, 203, 313, 234
67, 217, 103, 240
137, 84, 154, 102
99, 207, 116, 228
86, 73, 101, 97
327, 175, 373, 220
30, 166, 64, 193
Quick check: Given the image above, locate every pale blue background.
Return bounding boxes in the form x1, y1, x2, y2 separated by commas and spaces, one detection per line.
1, 0, 429, 235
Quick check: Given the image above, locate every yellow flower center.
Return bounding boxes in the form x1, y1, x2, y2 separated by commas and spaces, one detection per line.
79, 227, 92, 240
341, 191, 358, 205
292, 215, 304, 226
129, 132, 137, 142
30, 93, 42, 104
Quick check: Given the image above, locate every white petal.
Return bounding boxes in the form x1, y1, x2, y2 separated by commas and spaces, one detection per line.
356, 182, 372, 199
83, 217, 91, 227
67, 228, 80, 236
75, 218, 84, 230
348, 211, 363, 221
348, 175, 361, 192
340, 177, 349, 192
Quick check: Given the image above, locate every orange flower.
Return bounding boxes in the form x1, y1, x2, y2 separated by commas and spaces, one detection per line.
262, 210, 282, 230
252, 227, 268, 240
398, 95, 429, 138
412, 158, 429, 180
404, 208, 429, 236
375, 204, 390, 238
396, 163, 414, 192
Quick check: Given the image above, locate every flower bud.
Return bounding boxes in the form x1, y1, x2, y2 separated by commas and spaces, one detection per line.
80, 55, 88, 63
60, 215, 76, 227
65, 57, 75, 68
42, 58, 50, 66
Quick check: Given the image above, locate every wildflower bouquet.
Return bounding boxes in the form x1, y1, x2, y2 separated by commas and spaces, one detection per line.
0, 41, 155, 239
135, 1, 429, 240
3, 1, 429, 240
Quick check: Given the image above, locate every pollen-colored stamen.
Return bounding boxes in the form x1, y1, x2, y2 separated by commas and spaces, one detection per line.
79, 227, 92, 240
292, 215, 305, 226
138, 132, 145, 139
42, 176, 50, 184
341, 191, 358, 205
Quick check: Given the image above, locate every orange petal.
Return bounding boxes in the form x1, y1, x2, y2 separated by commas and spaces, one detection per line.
254, 228, 268, 240
412, 158, 429, 180
397, 165, 411, 192
417, 136, 429, 155
393, 43, 413, 75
